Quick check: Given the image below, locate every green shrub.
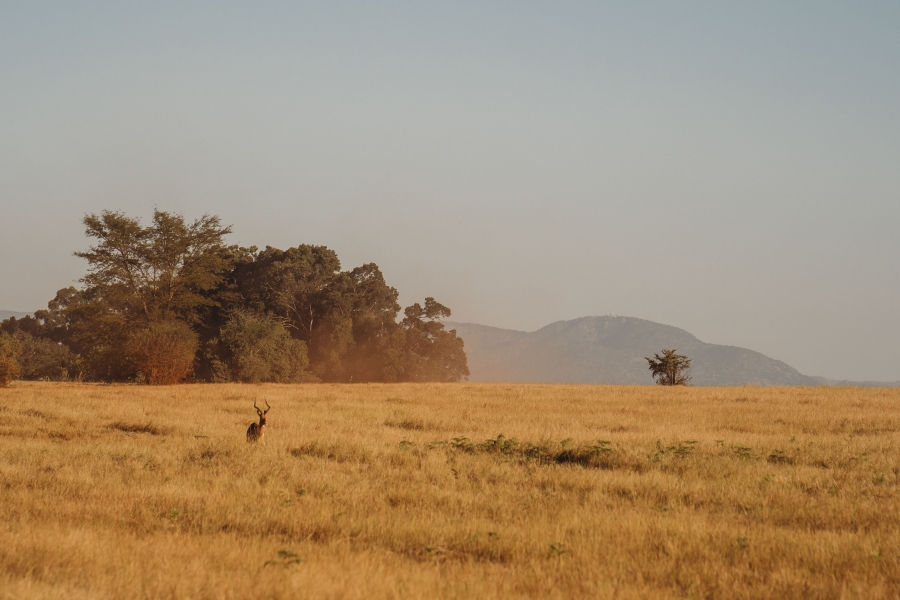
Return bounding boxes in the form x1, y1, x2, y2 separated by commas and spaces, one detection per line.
13, 332, 81, 381
218, 310, 312, 383
126, 320, 199, 385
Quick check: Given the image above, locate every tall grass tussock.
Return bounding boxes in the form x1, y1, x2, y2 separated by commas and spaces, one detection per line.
1, 382, 898, 598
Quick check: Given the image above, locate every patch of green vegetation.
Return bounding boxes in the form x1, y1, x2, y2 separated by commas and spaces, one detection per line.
443, 434, 619, 469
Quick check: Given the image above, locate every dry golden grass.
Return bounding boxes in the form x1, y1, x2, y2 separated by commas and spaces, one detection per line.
1, 382, 899, 599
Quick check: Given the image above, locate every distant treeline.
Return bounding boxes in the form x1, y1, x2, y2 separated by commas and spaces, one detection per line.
0, 210, 468, 384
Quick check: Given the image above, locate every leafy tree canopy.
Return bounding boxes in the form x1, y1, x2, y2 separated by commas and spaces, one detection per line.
382, 298, 469, 383
76, 209, 232, 324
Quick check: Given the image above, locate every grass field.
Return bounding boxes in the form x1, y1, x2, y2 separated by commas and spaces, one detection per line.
1, 382, 898, 599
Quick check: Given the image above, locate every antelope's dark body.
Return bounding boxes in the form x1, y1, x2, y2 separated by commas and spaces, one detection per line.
246, 421, 265, 443
247, 400, 270, 443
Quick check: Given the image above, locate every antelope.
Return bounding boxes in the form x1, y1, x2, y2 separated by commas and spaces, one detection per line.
246, 400, 270, 443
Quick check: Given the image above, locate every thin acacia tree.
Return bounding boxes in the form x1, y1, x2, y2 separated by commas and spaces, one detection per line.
73, 210, 232, 382
77, 210, 232, 324
645, 349, 692, 386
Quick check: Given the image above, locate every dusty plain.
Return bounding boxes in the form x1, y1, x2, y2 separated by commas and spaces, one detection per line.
0, 382, 898, 599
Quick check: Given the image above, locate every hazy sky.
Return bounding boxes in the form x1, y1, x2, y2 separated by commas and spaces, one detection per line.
1, 2, 898, 381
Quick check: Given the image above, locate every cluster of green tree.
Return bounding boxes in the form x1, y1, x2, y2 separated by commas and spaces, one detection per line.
0, 210, 469, 385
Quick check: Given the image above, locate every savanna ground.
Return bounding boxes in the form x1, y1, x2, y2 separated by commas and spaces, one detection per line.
1, 383, 898, 599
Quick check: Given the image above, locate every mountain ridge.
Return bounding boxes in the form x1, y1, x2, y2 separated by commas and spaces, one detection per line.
445, 316, 898, 387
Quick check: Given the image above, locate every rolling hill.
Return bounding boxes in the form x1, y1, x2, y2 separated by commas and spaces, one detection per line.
446, 316, 820, 386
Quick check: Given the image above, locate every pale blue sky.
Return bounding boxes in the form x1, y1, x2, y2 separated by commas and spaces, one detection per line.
1, 2, 898, 380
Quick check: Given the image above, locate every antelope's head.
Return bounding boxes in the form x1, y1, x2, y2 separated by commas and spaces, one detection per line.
254, 399, 271, 426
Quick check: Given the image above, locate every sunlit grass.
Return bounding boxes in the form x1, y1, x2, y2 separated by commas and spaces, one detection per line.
1, 382, 898, 598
